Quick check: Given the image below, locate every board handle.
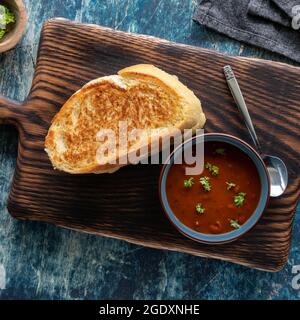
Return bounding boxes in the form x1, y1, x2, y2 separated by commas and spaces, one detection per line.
0, 93, 21, 127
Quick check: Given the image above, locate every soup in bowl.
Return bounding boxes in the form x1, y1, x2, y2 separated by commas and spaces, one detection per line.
159, 133, 270, 244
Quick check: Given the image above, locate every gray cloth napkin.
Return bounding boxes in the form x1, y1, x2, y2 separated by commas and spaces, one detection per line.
272, 0, 300, 18
193, 0, 300, 63
248, 0, 291, 27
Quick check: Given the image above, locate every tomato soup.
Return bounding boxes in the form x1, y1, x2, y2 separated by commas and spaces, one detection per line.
165, 142, 261, 234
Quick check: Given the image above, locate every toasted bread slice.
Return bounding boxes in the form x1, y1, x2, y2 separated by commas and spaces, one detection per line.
45, 64, 206, 174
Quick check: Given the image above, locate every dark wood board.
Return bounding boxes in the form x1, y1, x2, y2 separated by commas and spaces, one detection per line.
0, 18, 299, 272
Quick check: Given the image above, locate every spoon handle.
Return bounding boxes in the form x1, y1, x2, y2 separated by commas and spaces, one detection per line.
223, 65, 262, 154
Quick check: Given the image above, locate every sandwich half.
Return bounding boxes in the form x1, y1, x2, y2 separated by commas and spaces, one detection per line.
45, 64, 206, 174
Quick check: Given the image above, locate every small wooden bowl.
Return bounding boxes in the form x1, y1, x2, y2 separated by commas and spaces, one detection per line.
0, 0, 27, 53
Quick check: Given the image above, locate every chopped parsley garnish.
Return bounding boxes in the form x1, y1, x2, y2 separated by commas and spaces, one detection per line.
184, 177, 194, 188
211, 165, 219, 176
199, 176, 211, 192
226, 182, 236, 190
195, 203, 205, 214
230, 219, 241, 229
0, 5, 16, 40
234, 192, 246, 207
215, 148, 225, 155
205, 162, 212, 171
205, 162, 219, 176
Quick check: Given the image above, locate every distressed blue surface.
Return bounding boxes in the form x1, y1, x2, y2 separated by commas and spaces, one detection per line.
0, 0, 299, 300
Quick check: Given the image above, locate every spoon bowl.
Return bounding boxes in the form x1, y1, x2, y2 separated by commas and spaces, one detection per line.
263, 155, 288, 197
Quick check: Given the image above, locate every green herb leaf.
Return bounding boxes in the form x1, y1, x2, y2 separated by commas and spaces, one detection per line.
184, 177, 194, 188
215, 148, 225, 155
226, 181, 236, 190
211, 165, 219, 176
0, 5, 15, 24
0, 5, 16, 40
199, 176, 211, 192
195, 203, 205, 214
205, 162, 212, 171
205, 162, 219, 176
234, 192, 246, 207
4, 8, 15, 24
0, 29, 5, 39
230, 219, 241, 229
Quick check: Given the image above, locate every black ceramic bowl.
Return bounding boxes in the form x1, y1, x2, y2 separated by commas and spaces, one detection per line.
159, 133, 270, 244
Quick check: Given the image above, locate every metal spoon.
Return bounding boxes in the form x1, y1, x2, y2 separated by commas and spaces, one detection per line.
223, 65, 288, 197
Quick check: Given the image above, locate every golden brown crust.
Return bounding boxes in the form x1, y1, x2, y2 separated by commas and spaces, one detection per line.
119, 65, 205, 132
45, 64, 206, 174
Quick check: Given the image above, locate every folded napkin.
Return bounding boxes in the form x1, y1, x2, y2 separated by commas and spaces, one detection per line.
193, 0, 300, 63
248, 0, 291, 27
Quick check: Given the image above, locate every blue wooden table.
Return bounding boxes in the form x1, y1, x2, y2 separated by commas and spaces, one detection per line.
0, 0, 299, 299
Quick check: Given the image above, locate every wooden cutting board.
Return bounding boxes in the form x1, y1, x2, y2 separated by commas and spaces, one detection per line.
0, 18, 299, 272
